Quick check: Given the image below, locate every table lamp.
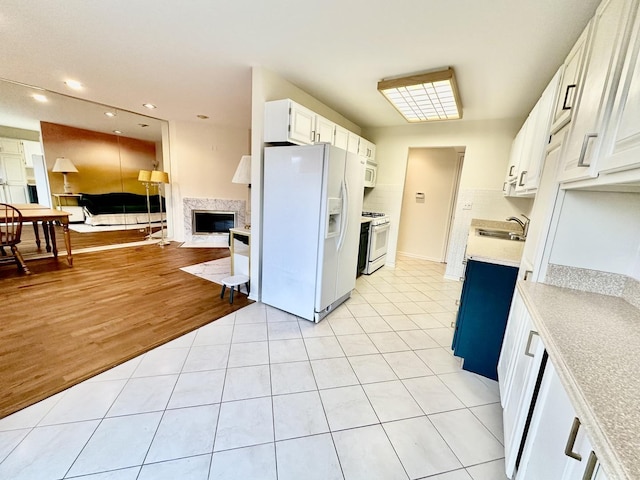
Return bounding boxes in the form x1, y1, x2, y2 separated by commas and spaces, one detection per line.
138, 169, 153, 238
232, 155, 251, 228
52, 157, 78, 193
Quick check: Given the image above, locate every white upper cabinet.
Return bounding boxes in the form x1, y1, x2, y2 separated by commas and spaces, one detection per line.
598, 6, 640, 175
550, 23, 592, 134
264, 99, 336, 146
514, 68, 562, 195
0, 138, 23, 155
559, 0, 638, 183
334, 125, 349, 150
314, 115, 335, 144
347, 131, 360, 154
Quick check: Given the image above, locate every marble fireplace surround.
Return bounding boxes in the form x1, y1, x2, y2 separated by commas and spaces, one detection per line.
183, 198, 245, 247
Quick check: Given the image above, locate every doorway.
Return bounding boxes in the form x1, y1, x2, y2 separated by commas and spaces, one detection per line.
397, 147, 464, 262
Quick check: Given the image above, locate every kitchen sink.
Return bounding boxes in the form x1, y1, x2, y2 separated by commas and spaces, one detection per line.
476, 228, 525, 241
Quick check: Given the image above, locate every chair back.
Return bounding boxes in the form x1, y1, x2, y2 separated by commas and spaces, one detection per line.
0, 203, 23, 246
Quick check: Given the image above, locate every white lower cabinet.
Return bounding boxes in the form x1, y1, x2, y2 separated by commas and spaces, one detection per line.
498, 290, 545, 478
517, 361, 605, 480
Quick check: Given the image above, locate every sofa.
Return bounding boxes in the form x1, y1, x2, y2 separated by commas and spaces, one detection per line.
79, 192, 165, 226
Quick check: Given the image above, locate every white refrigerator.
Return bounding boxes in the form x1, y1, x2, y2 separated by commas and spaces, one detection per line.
262, 143, 365, 322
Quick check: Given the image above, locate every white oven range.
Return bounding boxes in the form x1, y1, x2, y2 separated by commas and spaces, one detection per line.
362, 211, 390, 274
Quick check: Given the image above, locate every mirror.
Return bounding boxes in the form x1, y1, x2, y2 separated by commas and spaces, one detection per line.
0, 78, 169, 251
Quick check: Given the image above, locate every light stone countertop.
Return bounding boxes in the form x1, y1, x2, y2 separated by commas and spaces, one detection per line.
464, 219, 525, 268
518, 281, 640, 480
360, 216, 373, 224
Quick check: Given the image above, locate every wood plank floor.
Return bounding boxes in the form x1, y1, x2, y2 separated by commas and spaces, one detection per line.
0, 236, 251, 419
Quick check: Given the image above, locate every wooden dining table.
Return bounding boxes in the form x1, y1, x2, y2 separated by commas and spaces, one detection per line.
10, 203, 73, 269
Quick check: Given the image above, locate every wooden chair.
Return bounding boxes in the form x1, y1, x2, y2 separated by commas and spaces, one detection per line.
0, 203, 30, 274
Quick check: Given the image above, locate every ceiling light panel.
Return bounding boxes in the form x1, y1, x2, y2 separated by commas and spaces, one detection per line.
378, 67, 462, 123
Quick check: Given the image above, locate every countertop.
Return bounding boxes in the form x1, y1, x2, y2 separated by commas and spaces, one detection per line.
465, 219, 525, 268
360, 216, 373, 224
518, 281, 640, 480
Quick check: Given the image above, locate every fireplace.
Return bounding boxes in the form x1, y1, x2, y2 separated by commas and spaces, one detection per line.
192, 210, 236, 235
183, 197, 245, 247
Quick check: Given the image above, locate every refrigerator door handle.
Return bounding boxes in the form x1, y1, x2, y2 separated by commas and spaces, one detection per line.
337, 179, 349, 251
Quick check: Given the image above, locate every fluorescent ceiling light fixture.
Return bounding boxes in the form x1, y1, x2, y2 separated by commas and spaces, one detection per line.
32, 93, 48, 103
142, 103, 156, 109
65, 80, 83, 90
377, 67, 462, 122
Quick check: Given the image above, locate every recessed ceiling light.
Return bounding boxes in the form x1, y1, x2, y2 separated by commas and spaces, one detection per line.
196, 114, 209, 119
65, 80, 83, 90
113, 130, 123, 134
104, 111, 116, 117
32, 94, 48, 102
378, 67, 462, 122
142, 103, 157, 109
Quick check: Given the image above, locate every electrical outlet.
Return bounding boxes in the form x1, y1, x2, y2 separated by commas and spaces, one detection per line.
462, 201, 473, 210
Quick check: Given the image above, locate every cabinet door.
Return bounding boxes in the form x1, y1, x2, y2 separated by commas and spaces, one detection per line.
517, 362, 594, 480
497, 290, 528, 407
516, 68, 562, 193
289, 103, 316, 144
452, 259, 518, 381
347, 132, 360, 154
502, 299, 545, 478
559, 0, 637, 183
599, 7, 640, 174
0, 153, 28, 203
551, 23, 592, 133
334, 125, 349, 150
505, 123, 527, 196
315, 115, 335, 144
0, 138, 23, 155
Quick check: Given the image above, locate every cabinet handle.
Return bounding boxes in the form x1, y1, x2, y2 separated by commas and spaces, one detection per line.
564, 417, 583, 461
508, 165, 515, 176
582, 451, 598, 480
524, 270, 533, 281
577, 134, 598, 167
518, 171, 527, 186
562, 84, 577, 110
311, 130, 316, 143
316, 133, 321, 143
524, 330, 539, 357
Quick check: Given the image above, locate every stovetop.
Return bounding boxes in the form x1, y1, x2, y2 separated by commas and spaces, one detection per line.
362, 211, 389, 225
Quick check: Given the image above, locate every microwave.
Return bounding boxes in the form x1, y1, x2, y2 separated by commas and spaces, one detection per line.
364, 160, 377, 187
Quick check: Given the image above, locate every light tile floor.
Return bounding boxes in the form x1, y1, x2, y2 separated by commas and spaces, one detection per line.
0, 256, 508, 480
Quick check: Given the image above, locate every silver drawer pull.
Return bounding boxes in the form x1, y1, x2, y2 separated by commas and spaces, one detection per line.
577, 134, 597, 167
564, 417, 583, 461
518, 170, 527, 186
524, 270, 533, 281
582, 451, 598, 480
524, 330, 539, 357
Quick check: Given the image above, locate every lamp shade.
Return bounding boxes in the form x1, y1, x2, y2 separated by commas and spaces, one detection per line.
52, 157, 78, 173
232, 155, 251, 184
150, 170, 169, 184
138, 169, 152, 182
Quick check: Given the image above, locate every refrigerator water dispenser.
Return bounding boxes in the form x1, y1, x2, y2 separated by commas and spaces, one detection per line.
326, 197, 342, 237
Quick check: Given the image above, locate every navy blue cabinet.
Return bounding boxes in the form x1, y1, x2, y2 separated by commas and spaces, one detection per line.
452, 259, 518, 380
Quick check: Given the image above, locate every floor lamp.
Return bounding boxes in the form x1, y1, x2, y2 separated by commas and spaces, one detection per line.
150, 170, 170, 246
137, 170, 153, 239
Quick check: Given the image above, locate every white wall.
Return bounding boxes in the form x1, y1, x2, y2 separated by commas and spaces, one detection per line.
363, 119, 534, 279
167, 120, 250, 242
397, 147, 461, 262
549, 190, 640, 276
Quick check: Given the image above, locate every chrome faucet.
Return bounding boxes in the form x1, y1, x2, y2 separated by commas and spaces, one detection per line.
506, 214, 530, 237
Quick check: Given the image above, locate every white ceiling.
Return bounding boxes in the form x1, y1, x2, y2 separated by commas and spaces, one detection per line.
0, 0, 601, 133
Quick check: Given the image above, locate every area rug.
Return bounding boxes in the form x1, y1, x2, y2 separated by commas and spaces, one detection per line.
180, 256, 231, 285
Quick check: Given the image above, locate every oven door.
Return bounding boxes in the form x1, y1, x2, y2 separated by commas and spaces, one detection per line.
364, 163, 377, 187
368, 222, 390, 261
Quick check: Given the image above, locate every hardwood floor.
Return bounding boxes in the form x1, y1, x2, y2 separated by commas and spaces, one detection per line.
0, 238, 251, 419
